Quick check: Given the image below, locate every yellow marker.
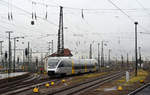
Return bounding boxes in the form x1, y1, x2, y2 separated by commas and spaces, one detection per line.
72, 60, 75, 74
117, 86, 123, 91
33, 87, 39, 93
140, 80, 144, 83
51, 81, 54, 86
45, 83, 50, 87
62, 79, 66, 83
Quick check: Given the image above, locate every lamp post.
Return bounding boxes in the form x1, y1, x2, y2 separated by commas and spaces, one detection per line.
139, 47, 141, 68
134, 21, 138, 76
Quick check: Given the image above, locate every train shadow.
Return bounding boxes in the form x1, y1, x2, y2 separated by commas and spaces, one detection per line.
48, 71, 95, 79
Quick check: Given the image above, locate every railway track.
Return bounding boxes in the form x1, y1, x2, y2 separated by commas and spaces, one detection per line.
0, 73, 42, 95
128, 83, 150, 95
0, 72, 30, 84
2, 78, 60, 95
45, 71, 125, 95
1, 71, 125, 95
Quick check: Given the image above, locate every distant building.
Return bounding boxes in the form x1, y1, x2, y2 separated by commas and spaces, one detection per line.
50, 48, 73, 57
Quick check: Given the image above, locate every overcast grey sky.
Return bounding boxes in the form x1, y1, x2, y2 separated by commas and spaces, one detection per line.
0, 0, 150, 60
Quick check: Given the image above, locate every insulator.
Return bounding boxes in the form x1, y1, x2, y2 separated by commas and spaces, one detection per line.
32, 12, 34, 19
31, 20, 35, 25
35, 12, 37, 20
11, 12, 13, 20
81, 9, 84, 19
8, 13, 10, 20
45, 12, 47, 19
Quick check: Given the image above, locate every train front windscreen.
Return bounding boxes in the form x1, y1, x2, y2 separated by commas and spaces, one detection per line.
48, 59, 59, 69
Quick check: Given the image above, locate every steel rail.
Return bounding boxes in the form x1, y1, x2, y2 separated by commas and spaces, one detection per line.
128, 83, 150, 95
46, 72, 125, 95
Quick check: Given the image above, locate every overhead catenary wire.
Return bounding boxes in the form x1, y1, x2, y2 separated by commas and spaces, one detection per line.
29, 1, 150, 11
31, 0, 150, 33
0, 0, 59, 39
107, 0, 150, 33
135, 0, 150, 16
1, 0, 148, 38
1, 0, 58, 27
1, 0, 150, 48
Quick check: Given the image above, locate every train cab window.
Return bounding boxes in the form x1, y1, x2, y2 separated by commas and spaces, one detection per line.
58, 61, 64, 67
48, 59, 59, 68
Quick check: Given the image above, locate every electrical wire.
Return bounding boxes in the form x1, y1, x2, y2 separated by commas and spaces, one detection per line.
0, 0, 58, 40
135, 0, 150, 16
30, 0, 150, 11
1, 0, 58, 27
107, 0, 150, 33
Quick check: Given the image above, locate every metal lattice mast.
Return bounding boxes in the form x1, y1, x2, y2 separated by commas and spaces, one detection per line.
57, 6, 64, 56
57, 6, 64, 55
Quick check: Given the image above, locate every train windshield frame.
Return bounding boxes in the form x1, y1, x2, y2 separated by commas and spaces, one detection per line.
48, 59, 60, 68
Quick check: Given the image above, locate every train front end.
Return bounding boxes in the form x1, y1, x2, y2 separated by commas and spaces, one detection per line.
46, 58, 60, 76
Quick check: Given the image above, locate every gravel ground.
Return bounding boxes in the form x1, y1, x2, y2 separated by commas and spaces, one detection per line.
15, 71, 110, 95
79, 70, 150, 95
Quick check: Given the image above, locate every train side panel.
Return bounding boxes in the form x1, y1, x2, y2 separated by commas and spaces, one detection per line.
45, 57, 99, 76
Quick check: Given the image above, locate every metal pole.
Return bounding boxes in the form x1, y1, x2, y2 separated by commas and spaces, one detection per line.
6, 31, 13, 73
57, 6, 64, 55
127, 53, 129, 70
135, 21, 138, 76
121, 55, 123, 69
10, 41, 12, 72
9, 33, 11, 73
13, 38, 16, 72
101, 41, 104, 67
51, 40, 53, 54
108, 49, 111, 65
139, 47, 141, 68
98, 43, 100, 70
0, 41, 3, 66
89, 44, 92, 59
23, 50, 24, 71
48, 41, 51, 55
28, 42, 30, 71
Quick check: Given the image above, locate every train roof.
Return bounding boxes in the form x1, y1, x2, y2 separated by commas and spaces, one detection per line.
47, 56, 97, 61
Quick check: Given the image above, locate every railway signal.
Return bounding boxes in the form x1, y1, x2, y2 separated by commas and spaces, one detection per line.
25, 48, 28, 57
5, 51, 7, 60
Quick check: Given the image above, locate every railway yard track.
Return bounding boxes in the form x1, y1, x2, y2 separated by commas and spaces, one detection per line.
0, 73, 45, 95
0, 71, 126, 95
128, 83, 150, 95
46, 71, 125, 95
